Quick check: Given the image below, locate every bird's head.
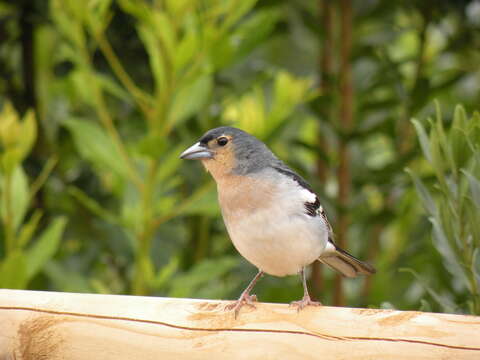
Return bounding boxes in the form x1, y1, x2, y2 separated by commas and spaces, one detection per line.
180, 126, 277, 180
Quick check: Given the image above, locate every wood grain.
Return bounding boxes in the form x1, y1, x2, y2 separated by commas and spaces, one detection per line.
0, 289, 479, 359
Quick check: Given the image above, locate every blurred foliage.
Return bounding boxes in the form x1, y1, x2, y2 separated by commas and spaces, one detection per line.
0, 102, 66, 289
0, 0, 479, 314
407, 104, 480, 314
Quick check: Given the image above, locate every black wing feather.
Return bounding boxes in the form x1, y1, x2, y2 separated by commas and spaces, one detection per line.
272, 166, 322, 218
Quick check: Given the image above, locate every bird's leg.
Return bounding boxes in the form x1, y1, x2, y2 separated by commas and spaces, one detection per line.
226, 269, 264, 318
290, 267, 322, 311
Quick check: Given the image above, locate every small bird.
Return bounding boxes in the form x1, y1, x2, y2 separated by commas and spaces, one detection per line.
180, 127, 375, 317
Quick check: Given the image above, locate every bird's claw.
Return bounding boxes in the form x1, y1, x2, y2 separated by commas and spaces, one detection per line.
289, 295, 322, 312
226, 293, 258, 318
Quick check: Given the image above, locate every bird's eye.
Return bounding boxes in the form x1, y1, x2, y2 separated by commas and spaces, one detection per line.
217, 137, 229, 146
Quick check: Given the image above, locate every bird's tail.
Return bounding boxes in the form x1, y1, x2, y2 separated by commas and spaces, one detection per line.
319, 241, 376, 278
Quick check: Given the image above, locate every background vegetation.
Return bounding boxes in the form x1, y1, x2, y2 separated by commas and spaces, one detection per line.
0, 0, 479, 314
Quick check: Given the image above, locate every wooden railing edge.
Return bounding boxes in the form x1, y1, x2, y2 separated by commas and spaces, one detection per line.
1, 289, 479, 359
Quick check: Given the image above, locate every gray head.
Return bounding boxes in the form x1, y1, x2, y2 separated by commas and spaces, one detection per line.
180, 126, 280, 176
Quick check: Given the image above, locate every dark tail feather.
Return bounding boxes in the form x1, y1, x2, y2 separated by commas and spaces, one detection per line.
319, 244, 376, 278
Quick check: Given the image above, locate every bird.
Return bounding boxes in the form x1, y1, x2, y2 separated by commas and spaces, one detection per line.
180, 126, 375, 317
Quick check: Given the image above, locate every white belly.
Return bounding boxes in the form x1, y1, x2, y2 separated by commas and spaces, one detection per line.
216, 169, 329, 277
223, 207, 328, 277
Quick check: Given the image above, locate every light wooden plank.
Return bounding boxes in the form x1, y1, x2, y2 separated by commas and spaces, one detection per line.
0, 289, 479, 359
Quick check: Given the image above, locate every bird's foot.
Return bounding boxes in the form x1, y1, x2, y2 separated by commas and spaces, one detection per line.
226, 293, 258, 318
289, 294, 322, 312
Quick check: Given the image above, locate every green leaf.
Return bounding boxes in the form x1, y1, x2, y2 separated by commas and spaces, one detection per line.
223, 87, 266, 136
174, 26, 198, 73
206, 7, 279, 70
434, 101, 456, 175
206, 30, 234, 70
152, 11, 176, 58
0, 107, 37, 174
17, 210, 43, 248
117, 0, 150, 20
137, 133, 167, 159
222, 0, 258, 29
155, 144, 185, 184
138, 23, 166, 95
64, 118, 130, 178
176, 184, 219, 217
429, 126, 448, 190
400, 268, 457, 313
0, 250, 28, 289
137, 10, 176, 100
50, 0, 85, 49
230, 8, 281, 62
138, 255, 155, 289
167, 75, 212, 127
90, 278, 113, 294
168, 256, 238, 298
429, 217, 468, 286
0, 2, 15, 16
462, 169, 480, 209
406, 168, 437, 216
165, 0, 192, 17
25, 216, 68, 281
68, 186, 120, 225
418, 299, 433, 312
121, 188, 143, 233
472, 248, 480, 287
19, 109, 37, 156
1, 166, 30, 232
155, 193, 178, 215
268, 71, 312, 133
85, 0, 113, 33
151, 256, 179, 290
97, 74, 132, 103
44, 261, 93, 293
450, 121, 470, 170
0, 102, 21, 148
411, 119, 432, 163
453, 104, 468, 129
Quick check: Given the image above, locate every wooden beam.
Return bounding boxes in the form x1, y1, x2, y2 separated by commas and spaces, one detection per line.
0, 289, 479, 359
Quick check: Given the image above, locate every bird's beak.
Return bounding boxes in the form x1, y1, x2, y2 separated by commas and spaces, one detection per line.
180, 142, 214, 160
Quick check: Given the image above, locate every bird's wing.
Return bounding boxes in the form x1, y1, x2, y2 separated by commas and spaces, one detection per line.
270, 165, 375, 277
271, 165, 315, 193
319, 238, 376, 277
271, 165, 329, 219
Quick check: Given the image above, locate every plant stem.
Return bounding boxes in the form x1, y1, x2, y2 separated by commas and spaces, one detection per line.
77, 31, 144, 191
313, 0, 334, 301
93, 30, 154, 121
29, 156, 57, 202
151, 182, 214, 229
95, 85, 144, 191
335, 0, 353, 307
78, 21, 155, 295
155, 30, 176, 136
132, 158, 161, 295
400, 11, 429, 154
133, 224, 154, 295
2, 172, 15, 254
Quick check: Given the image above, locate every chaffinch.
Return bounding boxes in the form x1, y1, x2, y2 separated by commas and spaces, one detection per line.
180, 126, 375, 317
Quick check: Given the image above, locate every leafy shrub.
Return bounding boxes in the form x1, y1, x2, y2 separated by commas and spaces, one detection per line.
408, 104, 480, 314
0, 102, 66, 289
